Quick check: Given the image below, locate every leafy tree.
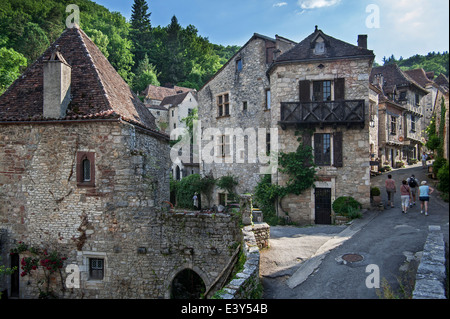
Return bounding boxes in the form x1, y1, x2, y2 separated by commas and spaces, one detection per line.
0, 40, 28, 94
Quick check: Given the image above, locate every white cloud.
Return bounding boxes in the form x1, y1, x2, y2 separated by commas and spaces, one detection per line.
298, 0, 340, 9
274, 2, 288, 7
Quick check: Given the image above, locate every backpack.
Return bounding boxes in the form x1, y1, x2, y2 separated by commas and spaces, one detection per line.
408, 177, 417, 188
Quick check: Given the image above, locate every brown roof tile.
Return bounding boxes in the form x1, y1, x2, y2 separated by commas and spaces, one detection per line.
0, 26, 162, 135
143, 84, 195, 101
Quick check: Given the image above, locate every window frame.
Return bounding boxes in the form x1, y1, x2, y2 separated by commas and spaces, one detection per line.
312, 80, 332, 102
217, 93, 230, 117
89, 258, 104, 281
390, 116, 397, 135
314, 133, 332, 166
77, 152, 95, 187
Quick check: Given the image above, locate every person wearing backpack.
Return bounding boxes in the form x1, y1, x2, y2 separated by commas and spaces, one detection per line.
407, 174, 419, 207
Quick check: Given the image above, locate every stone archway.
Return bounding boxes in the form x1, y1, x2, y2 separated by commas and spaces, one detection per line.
170, 268, 206, 299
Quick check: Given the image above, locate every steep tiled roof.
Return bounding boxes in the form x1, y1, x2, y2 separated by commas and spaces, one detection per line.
370, 64, 429, 95
404, 68, 437, 89
0, 25, 162, 134
160, 92, 195, 108
143, 84, 195, 101
272, 28, 374, 66
434, 73, 449, 90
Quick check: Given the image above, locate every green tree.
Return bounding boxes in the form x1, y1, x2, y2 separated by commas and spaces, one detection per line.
130, 0, 152, 71
0, 41, 28, 94
132, 54, 160, 93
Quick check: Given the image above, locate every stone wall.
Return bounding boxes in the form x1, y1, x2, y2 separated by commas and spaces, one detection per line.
0, 121, 241, 299
197, 37, 273, 204
269, 58, 372, 224
215, 223, 270, 299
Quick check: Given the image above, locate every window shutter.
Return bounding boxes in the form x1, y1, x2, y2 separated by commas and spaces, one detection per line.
334, 78, 345, 101
314, 134, 323, 165
299, 80, 311, 103
333, 131, 343, 167
302, 131, 312, 167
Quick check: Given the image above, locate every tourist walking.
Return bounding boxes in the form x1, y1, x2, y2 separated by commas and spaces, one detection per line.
421, 152, 428, 169
400, 180, 411, 214
407, 174, 419, 207
419, 181, 434, 216
385, 174, 396, 208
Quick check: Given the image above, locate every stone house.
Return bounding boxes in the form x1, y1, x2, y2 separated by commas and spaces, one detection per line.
369, 83, 382, 173
433, 74, 449, 160
145, 103, 169, 133
143, 84, 195, 106
0, 26, 240, 299
370, 64, 429, 166
160, 91, 199, 180
198, 27, 375, 225
268, 28, 375, 225
197, 33, 296, 206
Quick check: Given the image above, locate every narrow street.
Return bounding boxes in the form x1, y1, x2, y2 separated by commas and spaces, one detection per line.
260, 162, 449, 299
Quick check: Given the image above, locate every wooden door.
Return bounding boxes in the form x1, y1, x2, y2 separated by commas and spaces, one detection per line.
315, 188, 332, 225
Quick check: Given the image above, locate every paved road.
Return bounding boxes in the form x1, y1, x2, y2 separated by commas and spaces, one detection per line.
261, 162, 449, 299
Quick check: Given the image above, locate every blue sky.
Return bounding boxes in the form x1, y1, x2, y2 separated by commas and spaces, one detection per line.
94, 0, 449, 64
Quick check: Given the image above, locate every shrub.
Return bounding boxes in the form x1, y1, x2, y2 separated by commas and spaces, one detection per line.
370, 187, 381, 197
332, 196, 362, 218
437, 160, 449, 194
433, 156, 447, 173
175, 174, 201, 209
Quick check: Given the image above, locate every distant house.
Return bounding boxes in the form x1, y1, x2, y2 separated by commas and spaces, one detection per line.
370, 64, 429, 166
143, 84, 195, 106
160, 91, 199, 180
432, 73, 449, 160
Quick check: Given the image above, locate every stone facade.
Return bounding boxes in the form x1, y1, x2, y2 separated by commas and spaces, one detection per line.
197, 34, 295, 206
269, 57, 373, 224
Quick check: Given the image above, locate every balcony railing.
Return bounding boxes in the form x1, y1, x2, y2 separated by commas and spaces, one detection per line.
280, 100, 365, 128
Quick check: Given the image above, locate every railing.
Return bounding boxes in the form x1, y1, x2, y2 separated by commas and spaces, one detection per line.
280, 100, 365, 128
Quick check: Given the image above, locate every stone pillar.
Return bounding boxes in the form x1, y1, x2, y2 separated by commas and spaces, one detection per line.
239, 195, 252, 226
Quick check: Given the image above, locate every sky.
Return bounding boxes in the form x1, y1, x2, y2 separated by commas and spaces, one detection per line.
93, 0, 449, 64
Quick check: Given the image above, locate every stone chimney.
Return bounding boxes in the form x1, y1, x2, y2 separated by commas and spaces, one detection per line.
358, 34, 368, 49
43, 46, 72, 119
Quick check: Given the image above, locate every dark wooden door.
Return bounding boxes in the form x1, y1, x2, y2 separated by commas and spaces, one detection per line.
315, 188, 332, 225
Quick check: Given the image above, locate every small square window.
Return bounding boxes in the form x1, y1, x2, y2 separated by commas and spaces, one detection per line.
243, 101, 248, 111
89, 258, 104, 280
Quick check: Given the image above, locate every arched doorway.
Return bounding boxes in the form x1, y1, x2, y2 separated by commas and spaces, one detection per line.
171, 268, 206, 299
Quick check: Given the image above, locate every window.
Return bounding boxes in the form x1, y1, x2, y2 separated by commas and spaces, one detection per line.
77, 152, 95, 187
399, 91, 407, 101
266, 89, 271, 110
236, 59, 243, 72
390, 116, 397, 135
219, 193, 226, 206
314, 41, 325, 54
415, 94, 420, 106
217, 93, 230, 117
82, 158, 91, 182
243, 101, 248, 112
218, 135, 231, 157
89, 258, 104, 280
411, 115, 416, 132
266, 133, 271, 156
172, 110, 174, 117
314, 133, 331, 166
313, 81, 332, 102
188, 108, 193, 115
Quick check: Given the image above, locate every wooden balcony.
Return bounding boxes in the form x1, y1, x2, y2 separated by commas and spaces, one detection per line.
279, 100, 366, 129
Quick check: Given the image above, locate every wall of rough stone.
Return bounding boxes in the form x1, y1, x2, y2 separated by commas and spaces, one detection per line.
269, 58, 372, 224
198, 37, 273, 205
215, 223, 270, 299
0, 121, 241, 299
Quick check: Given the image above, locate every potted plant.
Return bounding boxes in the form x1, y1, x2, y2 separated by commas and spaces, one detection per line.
370, 187, 381, 206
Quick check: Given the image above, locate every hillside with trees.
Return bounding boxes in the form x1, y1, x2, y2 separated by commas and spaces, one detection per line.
0, 0, 240, 95
381, 52, 449, 78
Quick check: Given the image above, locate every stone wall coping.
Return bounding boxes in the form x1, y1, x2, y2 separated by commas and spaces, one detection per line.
412, 225, 447, 299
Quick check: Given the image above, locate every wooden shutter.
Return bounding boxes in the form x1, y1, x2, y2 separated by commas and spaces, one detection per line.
299, 80, 311, 102
334, 78, 345, 101
302, 131, 312, 167
333, 131, 343, 167
314, 134, 323, 165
